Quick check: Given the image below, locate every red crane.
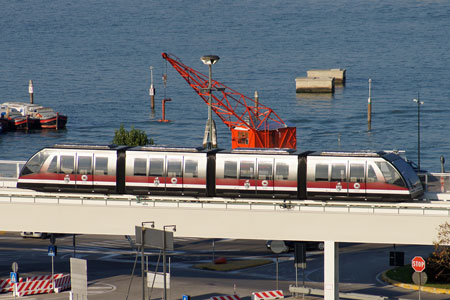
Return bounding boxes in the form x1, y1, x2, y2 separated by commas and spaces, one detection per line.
162, 53, 296, 149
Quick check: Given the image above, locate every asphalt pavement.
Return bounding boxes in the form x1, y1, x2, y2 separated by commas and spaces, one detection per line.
0, 234, 448, 300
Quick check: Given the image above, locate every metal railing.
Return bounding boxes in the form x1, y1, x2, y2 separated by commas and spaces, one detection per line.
0, 160, 25, 178
0, 160, 25, 188
419, 172, 450, 193
0, 190, 449, 217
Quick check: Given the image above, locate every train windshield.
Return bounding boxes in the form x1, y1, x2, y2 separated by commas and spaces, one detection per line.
390, 157, 422, 189
20, 150, 51, 176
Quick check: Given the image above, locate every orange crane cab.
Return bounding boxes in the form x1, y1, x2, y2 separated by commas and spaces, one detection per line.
161, 53, 297, 149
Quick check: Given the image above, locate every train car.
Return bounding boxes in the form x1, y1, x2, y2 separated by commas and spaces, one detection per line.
17, 144, 125, 193
17, 145, 423, 201
214, 148, 305, 199
305, 151, 423, 201
124, 146, 212, 196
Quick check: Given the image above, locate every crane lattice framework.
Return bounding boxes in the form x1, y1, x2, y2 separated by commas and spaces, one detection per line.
162, 53, 297, 149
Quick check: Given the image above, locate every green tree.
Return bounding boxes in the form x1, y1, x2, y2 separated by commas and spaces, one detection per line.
427, 222, 450, 282
112, 124, 153, 146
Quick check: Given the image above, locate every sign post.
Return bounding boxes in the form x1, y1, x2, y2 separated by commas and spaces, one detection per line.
411, 256, 426, 300
48, 245, 57, 292
11, 262, 18, 300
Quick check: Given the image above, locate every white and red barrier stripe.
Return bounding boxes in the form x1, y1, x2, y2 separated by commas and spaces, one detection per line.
0, 274, 70, 297
252, 290, 284, 300
16, 279, 53, 296
210, 295, 241, 300
54, 274, 71, 292
0, 277, 26, 293
0, 273, 66, 294
23, 273, 63, 282
0, 279, 11, 293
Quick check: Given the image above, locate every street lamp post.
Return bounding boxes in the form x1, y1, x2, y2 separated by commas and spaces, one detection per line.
141, 221, 154, 300
201, 55, 220, 149
413, 97, 424, 170
163, 225, 176, 300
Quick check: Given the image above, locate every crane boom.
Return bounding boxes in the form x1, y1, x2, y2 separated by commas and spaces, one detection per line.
162, 53, 296, 149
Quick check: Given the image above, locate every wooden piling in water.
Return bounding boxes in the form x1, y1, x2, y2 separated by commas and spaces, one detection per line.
28, 80, 34, 104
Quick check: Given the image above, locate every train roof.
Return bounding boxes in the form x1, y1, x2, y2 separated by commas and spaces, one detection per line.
129, 146, 212, 153
51, 144, 126, 150
309, 151, 387, 157
226, 148, 299, 155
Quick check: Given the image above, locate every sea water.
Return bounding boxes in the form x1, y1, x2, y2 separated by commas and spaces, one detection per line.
1, 0, 450, 171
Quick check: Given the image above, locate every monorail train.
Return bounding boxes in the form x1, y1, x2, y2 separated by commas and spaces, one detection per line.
17, 144, 424, 201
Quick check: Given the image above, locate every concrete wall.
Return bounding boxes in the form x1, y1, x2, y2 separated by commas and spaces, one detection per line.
295, 77, 334, 93
307, 69, 346, 84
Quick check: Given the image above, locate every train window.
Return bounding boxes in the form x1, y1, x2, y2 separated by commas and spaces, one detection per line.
47, 156, 58, 173
240, 161, 255, 179
167, 159, 182, 177
224, 161, 237, 179
95, 157, 109, 175
78, 157, 92, 175
315, 164, 328, 181
367, 165, 378, 182
331, 163, 346, 182
149, 158, 164, 177
20, 150, 51, 176
185, 160, 198, 178
258, 162, 273, 180
134, 158, 147, 176
275, 163, 289, 180
61, 155, 75, 174
350, 164, 364, 183
376, 161, 406, 187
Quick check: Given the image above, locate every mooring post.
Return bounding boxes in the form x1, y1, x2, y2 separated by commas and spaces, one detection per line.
159, 98, 171, 123
367, 78, 372, 131
149, 66, 155, 110
28, 80, 34, 104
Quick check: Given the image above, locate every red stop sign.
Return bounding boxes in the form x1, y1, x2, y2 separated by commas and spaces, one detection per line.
411, 256, 426, 272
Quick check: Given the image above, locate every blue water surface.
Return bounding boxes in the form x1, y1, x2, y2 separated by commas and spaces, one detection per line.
1, 0, 450, 171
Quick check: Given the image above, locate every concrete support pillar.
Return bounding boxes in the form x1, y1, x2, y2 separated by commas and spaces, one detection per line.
324, 241, 339, 300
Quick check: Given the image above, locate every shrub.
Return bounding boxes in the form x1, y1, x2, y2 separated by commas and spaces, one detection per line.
112, 124, 153, 146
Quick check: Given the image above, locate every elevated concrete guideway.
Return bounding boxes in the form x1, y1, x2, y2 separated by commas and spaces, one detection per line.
1, 188, 449, 300
0, 188, 449, 244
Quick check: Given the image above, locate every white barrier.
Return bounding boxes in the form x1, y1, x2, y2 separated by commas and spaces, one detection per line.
252, 290, 284, 300
210, 295, 241, 300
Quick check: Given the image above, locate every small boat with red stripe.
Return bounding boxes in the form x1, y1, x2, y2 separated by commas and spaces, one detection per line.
1, 102, 67, 130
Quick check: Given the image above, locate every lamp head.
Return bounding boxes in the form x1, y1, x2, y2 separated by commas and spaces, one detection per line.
201, 55, 220, 65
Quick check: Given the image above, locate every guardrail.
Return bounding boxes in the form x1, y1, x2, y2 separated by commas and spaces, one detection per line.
0, 189, 449, 217
0, 160, 25, 188
0, 160, 25, 178
419, 172, 450, 193
289, 285, 415, 300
